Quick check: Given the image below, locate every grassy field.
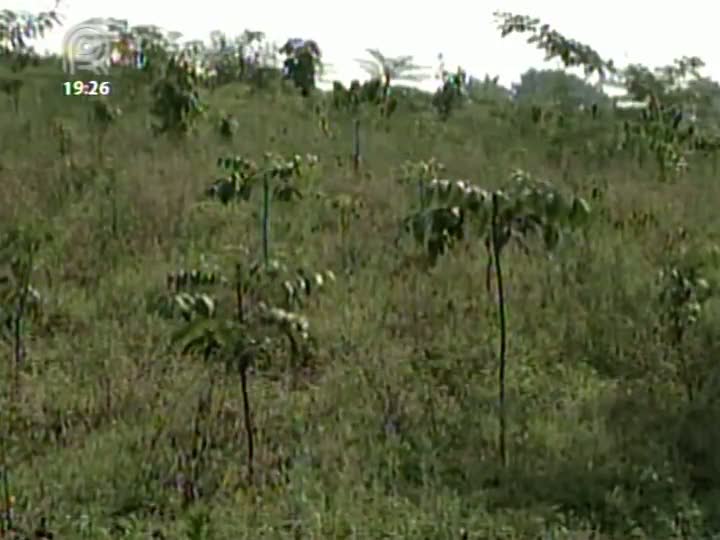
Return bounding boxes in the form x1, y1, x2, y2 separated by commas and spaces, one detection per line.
1, 59, 720, 539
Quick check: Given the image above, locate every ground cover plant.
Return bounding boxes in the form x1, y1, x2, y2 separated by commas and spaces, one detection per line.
2, 7, 720, 539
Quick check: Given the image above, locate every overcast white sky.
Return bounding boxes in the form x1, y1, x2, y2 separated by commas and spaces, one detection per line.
7, 0, 720, 93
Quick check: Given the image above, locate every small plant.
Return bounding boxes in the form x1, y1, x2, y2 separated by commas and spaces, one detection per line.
208, 152, 319, 272
396, 157, 446, 209
207, 155, 259, 203
0, 227, 44, 537
160, 257, 335, 484
401, 168, 590, 467
657, 230, 719, 403
52, 119, 74, 164
150, 51, 208, 137
0, 228, 43, 379
0, 493, 15, 537
618, 95, 696, 182
315, 191, 366, 269
217, 111, 238, 140
89, 100, 122, 162
396, 158, 457, 262
185, 508, 212, 540
208, 153, 319, 204
432, 56, 468, 120
313, 102, 333, 138
0, 78, 22, 113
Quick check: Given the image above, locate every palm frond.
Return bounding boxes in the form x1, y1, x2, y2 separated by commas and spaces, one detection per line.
355, 48, 431, 83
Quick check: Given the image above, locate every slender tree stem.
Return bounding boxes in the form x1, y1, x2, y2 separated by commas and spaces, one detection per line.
262, 175, 270, 268
352, 119, 360, 173
491, 193, 508, 468
240, 366, 254, 484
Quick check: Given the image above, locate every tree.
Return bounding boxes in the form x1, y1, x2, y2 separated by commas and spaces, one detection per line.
355, 48, 429, 102
466, 74, 513, 103
280, 38, 322, 97
494, 11, 615, 83
611, 56, 707, 112
0, 3, 62, 71
512, 68, 610, 110
432, 58, 468, 120
683, 77, 720, 127
208, 30, 277, 88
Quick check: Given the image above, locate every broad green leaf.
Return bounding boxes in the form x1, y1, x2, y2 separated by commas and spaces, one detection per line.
569, 197, 591, 226
174, 292, 195, 313
170, 317, 221, 351
195, 293, 215, 317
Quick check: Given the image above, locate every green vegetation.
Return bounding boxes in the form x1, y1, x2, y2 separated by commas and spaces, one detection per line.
2, 7, 720, 539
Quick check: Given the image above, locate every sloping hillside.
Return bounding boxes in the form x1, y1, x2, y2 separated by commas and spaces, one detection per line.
1, 50, 720, 539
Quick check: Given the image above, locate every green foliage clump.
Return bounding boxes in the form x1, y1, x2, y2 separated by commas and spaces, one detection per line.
280, 38, 322, 97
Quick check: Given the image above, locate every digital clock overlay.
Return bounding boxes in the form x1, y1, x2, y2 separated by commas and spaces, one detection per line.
62, 80, 112, 96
